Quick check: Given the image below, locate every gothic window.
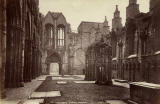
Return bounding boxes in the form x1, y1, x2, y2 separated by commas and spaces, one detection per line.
57, 25, 65, 47
45, 24, 54, 47
50, 27, 53, 46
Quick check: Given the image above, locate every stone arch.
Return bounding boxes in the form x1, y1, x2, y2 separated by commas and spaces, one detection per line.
45, 23, 54, 28
45, 52, 62, 75
73, 48, 85, 73
57, 24, 65, 28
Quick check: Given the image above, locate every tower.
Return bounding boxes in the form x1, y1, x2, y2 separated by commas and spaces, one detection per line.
103, 16, 110, 35
112, 5, 122, 31
129, 0, 137, 4
126, 0, 140, 19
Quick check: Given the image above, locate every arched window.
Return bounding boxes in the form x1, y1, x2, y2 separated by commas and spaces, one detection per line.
45, 24, 54, 47
57, 25, 65, 46
50, 27, 53, 46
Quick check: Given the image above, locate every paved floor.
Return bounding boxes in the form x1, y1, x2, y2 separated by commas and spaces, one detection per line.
35, 75, 129, 104
1, 75, 46, 104
1, 75, 129, 104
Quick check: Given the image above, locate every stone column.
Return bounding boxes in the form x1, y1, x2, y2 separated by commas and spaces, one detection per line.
31, 46, 36, 79
24, 17, 32, 82
0, 0, 6, 97
17, 29, 24, 87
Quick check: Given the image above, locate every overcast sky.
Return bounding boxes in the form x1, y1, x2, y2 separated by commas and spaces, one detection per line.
39, 0, 149, 31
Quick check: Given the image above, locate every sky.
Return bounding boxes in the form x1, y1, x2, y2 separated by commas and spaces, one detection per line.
39, 0, 149, 31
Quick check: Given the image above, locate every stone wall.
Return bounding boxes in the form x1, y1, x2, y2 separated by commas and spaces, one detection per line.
111, 0, 160, 84
42, 12, 70, 75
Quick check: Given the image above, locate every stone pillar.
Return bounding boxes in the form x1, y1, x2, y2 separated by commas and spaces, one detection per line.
0, 0, 6, 98
5, 19, 15, 88
24, 14, 32, 82
29, 39, 33, 80
31, 47, 36, 79
5, 1, 24, 88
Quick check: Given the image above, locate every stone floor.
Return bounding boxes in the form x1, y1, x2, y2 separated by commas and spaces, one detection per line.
1, 75, 46, 104
1, 75, 130, 104
35, 75, 129, 103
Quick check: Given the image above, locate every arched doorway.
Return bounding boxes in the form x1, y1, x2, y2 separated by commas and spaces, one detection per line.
45, 52, 62, 75
50, 63, 59, 75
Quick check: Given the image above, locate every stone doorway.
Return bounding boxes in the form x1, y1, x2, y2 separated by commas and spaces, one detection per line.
50, 63, 59, 75
46, 52, 62, 75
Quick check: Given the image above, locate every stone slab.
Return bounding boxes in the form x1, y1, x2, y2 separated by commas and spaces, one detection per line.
23, 99, 44, 104
68, 102, 88, 104
127, 100, 138, 104
54, 102, 68, 104
112, 79, 129, 88
130, 82, 160, 89
96, 102, 106, 104
74, 81, 95, 84
57, 81, 67, 84
50, 75, 62, 77
30, 91, 61, 98
30, 92, 46, 98
77, 102, 88, 104
52, 77, 74, 80
1, 100, 20, 104
45, 91, 61, 97
37, 78, 46, 81
105, 100, 127, 104
114, 79, 128, 83
37, 76, 47, 81
68, 102, 78, 104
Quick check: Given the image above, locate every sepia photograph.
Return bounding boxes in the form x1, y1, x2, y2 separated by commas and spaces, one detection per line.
0, 0, 160, 104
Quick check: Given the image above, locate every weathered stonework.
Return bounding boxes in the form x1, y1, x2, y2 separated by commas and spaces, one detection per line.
0, 0, 6, 98
68, 18, 110, 74
42, 12, 71, 75
111, 0, 160, 84
0, 0, 43, 90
